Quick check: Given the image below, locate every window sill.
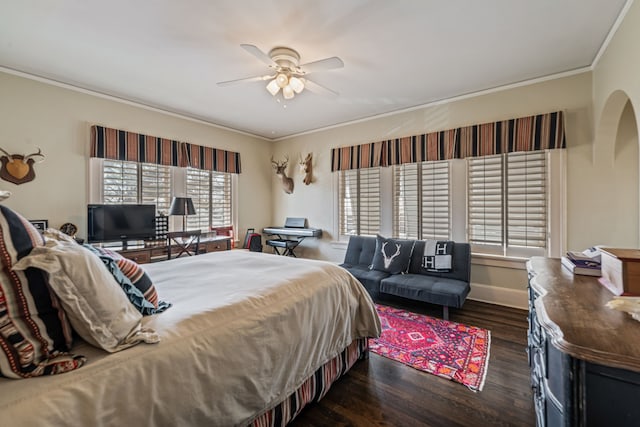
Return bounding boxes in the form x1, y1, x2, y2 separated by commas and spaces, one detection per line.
471, 253, 528, 270
330, 241, 349, 250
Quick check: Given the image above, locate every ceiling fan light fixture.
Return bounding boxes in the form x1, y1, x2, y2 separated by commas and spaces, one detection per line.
266, 79, 280, 96
282, 85, 295, 100
289, 76, 304, 94
275, 73, 289, 88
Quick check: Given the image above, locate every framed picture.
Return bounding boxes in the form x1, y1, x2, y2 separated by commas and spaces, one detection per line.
29, 219, 48, 232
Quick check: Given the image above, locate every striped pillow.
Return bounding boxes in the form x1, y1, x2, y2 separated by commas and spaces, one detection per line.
86, 246, 167, 313
0, 205, 85, 378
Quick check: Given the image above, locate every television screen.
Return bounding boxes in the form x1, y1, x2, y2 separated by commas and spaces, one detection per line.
87, 204, 156, 243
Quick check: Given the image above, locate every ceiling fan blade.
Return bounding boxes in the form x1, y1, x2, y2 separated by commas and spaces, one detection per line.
304, 78, 339, 97
299, 56, 344, 74
240, 44, 277, 67
217, 74, 274, 87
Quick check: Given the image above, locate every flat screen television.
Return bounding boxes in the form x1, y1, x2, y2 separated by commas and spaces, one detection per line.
87, 204, 156, 245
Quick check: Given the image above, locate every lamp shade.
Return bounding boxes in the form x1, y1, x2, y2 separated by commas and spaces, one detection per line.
169, 197, 196, 216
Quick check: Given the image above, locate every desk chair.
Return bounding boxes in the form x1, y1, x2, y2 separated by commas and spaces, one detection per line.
167, 230, 202, 259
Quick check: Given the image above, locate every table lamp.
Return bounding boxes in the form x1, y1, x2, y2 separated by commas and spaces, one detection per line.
169, 197, 196, 231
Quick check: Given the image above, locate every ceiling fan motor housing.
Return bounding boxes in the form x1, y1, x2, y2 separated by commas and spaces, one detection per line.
268, 47, 301, 72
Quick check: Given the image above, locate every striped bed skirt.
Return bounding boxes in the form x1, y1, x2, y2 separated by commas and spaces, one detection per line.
249, 337, 369, 426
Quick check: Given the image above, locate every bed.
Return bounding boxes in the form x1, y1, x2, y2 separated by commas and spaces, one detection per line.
0, 248, 380, 426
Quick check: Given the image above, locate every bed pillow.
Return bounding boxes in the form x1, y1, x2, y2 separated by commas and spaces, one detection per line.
84, 245, 171, 315
370, 235, 415, 274
0, 205, 85, 378
13, 237, 160, 353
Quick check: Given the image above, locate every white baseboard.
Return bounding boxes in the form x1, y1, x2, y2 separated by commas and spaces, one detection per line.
468, 282, 528, 310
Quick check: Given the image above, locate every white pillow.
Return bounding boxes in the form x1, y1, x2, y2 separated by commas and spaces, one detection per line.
13, 238, 159, 352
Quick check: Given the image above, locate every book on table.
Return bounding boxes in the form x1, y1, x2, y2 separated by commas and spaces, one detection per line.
566, 247, 602, 263
561, 255, 602, 276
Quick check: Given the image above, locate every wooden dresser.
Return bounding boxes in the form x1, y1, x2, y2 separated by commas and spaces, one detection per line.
117, 236, 231, 264
527, 257, 640, 427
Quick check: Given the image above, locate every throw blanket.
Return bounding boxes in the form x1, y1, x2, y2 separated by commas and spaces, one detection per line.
422, 240, 454, 272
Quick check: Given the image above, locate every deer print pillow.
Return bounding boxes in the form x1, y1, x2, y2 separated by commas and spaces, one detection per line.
370, 235, 416, 274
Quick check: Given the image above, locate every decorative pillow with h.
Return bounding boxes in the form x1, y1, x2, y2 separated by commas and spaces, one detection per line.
0, 205, 85, 378
422, 240, 454, 272
370, 235, 415, 274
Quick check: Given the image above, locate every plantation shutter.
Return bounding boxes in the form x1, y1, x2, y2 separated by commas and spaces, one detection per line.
421, 161, 450, 240
211, 171, 232, 227
141, 164, 171, 215
393, 164, 419, 239
468, 155, 503, 246
506, 151, 546, 248
394, 161, 449, 240
103, 160, 138, 204
186, 168, 211, 231
339, 168, 380, 236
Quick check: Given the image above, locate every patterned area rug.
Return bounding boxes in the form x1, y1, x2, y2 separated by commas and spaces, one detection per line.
369, 304, 491, 392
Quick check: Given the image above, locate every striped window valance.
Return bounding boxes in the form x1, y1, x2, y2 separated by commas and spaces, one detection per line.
182, 142, 241, 174
331, 141, 387, 172
386, 129, 458, 166
331, 111, 565, 171
90, 125, 241, 173
457, 111, 565, 158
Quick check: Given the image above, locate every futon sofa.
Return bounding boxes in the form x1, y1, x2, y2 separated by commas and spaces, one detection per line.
340, 235, 471, 319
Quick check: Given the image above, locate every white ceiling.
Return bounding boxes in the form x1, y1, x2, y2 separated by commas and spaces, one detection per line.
0, 0, 629, 140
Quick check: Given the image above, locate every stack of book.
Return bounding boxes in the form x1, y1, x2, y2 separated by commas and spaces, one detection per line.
561, 248, 602, 276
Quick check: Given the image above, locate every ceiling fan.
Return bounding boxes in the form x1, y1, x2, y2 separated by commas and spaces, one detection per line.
217, 44, 344, 100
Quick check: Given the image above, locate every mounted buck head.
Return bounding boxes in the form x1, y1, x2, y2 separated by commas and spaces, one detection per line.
0, 147, 45, 185
271, 155, 294, 194
299, 153, 313, 185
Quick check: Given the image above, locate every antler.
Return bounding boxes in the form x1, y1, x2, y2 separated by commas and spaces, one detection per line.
24, 147, 45, 163
0, 147, 13, 162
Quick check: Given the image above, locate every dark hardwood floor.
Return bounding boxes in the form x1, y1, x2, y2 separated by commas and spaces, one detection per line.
290, 298, 535, 427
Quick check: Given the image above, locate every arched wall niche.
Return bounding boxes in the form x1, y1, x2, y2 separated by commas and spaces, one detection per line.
595, 90, 639, 247
594, 90, 632, 164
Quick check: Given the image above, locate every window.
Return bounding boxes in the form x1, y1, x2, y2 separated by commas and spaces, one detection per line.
393, 161, 450, 240
97, 160, 234, 233
468, 151, 548, 257
339, 168, 381, 236
103, 160, 171, 214
337, 149, 561, 260
186, 168, 232, 232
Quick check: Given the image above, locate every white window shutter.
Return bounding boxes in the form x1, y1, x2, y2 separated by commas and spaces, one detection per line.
103, 160, 138, 204
506, 151, 547, 248
339, 168, 381, 236
468, 155, 503, 246
421, 161, 450, 240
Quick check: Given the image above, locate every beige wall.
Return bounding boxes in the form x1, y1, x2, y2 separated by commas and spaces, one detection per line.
4, 1, 640, 308
592, 0, 640, 247
0, 71, 273, 241
274, 73, 594, 300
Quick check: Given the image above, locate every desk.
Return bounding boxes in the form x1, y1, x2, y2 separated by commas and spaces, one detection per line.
117, 236, 231, 264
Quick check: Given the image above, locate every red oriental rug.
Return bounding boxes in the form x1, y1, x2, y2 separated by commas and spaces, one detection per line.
369, 304, 491, 392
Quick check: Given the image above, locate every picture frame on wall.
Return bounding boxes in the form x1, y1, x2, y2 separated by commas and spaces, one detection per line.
29, 219, 48, 232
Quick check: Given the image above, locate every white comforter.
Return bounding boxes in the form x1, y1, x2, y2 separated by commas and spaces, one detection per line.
0, 250, 380, 427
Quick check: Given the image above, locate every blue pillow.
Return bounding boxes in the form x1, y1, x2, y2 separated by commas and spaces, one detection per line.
370, 235, 415, 274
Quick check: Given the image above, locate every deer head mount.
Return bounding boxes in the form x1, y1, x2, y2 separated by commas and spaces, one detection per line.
271, 155, 294, 194
381, 242, 401, 269
0, 147, 45, 185
299, 153, 313, 185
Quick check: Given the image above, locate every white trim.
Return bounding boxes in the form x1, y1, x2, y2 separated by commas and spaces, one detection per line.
592, 0, 635, 67
468, 282, 528, 310
1, 62, 594, 142
471, 254, 528, 270
275, 67, 592, 141
0, 66, 270, 141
